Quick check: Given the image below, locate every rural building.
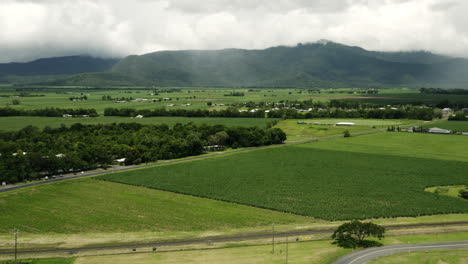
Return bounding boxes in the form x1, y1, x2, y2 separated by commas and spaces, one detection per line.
428, 127, 452, 134
442, 108, 453, 116
135, 115, 144, 118
297, 121, 306, 124
115, 158, 126, 164
62, 114, 73, 118
336, 122, 355, 126
204, 145, 225, 151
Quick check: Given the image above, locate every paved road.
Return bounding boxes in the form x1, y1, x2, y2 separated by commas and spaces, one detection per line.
0, 221, 467, 256
0, 128, 384, 194
333, 241, 468, 264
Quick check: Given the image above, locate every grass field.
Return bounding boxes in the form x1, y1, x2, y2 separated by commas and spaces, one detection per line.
0, 179, 312, 233
71, 240, 349, 264
423, 121, 468, 132
0, 259, 75, 264
0, 88, 436, 114
6, 232, 468, 264
275, 119, 418, 142
0, 116, 277, 131
99, 132, 468, 220
0, 88, 338, 113
367, 249, 468, 264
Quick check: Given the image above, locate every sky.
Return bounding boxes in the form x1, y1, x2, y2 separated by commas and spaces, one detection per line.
0, 0, 468, 63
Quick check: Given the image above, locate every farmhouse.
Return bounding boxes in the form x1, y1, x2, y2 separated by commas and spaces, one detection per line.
428, 127, 452, 134
336, 122, 355, 126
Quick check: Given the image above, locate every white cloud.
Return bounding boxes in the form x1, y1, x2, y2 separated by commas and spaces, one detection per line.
0, 0, 467, 62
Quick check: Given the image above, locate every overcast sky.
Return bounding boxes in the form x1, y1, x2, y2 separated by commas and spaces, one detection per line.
1, 0, 467, 62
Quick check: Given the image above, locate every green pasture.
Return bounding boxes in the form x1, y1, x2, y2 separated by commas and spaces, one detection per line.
423, 121, 468, 132
99, 132, 468, 220
303, 132, 468, 162
0, 88, 423, 114
275, 119, 418, 142
0, 116, 276, 131
0, 88, 333, 113
0, 179, 312, 233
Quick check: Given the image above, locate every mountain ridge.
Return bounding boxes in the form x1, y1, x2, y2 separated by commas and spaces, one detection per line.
1, 42, 468, 88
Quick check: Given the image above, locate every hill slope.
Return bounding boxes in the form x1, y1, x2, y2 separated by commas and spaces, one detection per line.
6, 42, 468, 87
0, 56, 120, 76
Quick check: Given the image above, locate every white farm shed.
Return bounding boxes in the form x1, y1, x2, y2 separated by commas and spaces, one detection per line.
428, 127, 451, 134
336, 122, 355, 126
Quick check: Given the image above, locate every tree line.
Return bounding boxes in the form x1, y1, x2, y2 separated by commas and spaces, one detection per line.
104, 107, 265, 118
0, 123, 286, 184
420, 87, 468, 95
0, 107, 98, 117
266, 106, 436, 120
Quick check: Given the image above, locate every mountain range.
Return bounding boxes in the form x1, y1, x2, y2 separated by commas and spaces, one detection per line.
1, 41, 467, 88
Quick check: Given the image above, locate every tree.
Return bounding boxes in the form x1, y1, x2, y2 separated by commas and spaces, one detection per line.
331, 220, 385, 248
343, 130, 351, 138
12, 99, 20, 105
459, 189, 468, 199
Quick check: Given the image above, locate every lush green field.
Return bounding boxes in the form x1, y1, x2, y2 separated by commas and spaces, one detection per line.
0, 88, 333, 113
368, 249, 468, 264
423, 121, 468, 132
99, 132, 468, 220
0, 88, 426, 114
0, 179, 312, 233
0, 116, 277, 131
275, 119, 418, 142
301, 132, 468, 162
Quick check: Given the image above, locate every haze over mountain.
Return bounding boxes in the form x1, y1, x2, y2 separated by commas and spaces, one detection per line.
2, 41, 468, 88
0, 56, 119, 76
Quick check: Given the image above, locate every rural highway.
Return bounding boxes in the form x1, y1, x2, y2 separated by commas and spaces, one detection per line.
0, 221, 467, 256
0, 128, 384, 194
333, 241, 468, 264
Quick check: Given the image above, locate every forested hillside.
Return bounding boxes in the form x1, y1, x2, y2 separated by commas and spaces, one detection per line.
3, 41, 468, 88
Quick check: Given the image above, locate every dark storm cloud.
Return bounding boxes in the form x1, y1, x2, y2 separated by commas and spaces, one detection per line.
0, 0, 468, 63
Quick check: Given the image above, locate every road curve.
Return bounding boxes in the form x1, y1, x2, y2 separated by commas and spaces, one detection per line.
0, 129, 384, 194
333, 241, 468, 264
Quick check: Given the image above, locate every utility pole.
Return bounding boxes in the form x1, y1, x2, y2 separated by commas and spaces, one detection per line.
285, 236, 289, 264
272, 223, 275, 254
14, 228, 18, 264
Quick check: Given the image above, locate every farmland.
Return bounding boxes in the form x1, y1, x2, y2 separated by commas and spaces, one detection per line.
275, 118, 418, 142
0, 88, 337, 113
0, 179, 312, 233
422, 120, 468, 132
99, 132, 468, 220
0, 87, 447, 115
0, 116, 277, 131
